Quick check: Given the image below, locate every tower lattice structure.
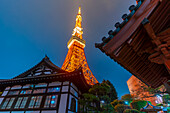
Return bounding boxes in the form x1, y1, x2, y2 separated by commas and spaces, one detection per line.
62, 7, 98, 85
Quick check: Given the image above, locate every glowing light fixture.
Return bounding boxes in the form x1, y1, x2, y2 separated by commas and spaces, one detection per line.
124, 101, 128, 105
101, 100, 105, 104
52, 96, 56, 99
51, 100, 55, 104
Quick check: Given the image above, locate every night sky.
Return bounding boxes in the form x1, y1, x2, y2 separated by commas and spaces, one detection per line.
0, 0, 136, 98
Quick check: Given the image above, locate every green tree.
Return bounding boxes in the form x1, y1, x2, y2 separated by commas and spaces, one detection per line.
89, 82, 111, 111
89, 82, 110, 99
79, 93, 99, 112
101, 104, 116, 113
130, 100, 148, 111
79, 80, 118, 112
121, 94, 133, 105
123, 109, 139, 113
162, 94, 170, 105
115, 104, 131, 113
102, 80, 118, 101
111, 99, 123, 107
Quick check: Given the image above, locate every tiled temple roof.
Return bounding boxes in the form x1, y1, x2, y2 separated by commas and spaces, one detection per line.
14, 55, 66, 79
95, 0, 170, 88
0, 56, 91, 92
95, 0, 144, 49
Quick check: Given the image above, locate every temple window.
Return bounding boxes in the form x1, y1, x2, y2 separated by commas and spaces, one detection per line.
63, 81, 69, 85
71, 83, 78, 92
11, 85, 22, 90
62, 86, 69, 92
49, 82, 61, 86
47, 87, 60, 93
44, 95, 58, 108
70, 98, 76, 112
5, 87, 10, 90
28, 96, 42, 108
0, 98, 4, 105
33, 88, 46, 94
41, 111, 56, 113
6, 98, 15, 109
23, 84, 34, 89
44, 71, 51, 74
20, 97, 28, 108
25, 111, 40, 113
70, 87, 78, 97
20, 90, 32, 95
1, 91, 8, 96
34, 96, 43, 108
1, 98, 15, 109
34, 72, 42, 76
8, 90, 19, 95
11, 111, 24, 113
35, 83, 47, 88
14, 97, 28, 109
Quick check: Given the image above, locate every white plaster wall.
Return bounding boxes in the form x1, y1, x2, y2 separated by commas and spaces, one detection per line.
58, 94, 68, 113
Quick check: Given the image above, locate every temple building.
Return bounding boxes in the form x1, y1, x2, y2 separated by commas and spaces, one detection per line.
127, 75, 163, 105
95, 0, 170, 90
0, 7, 97, 113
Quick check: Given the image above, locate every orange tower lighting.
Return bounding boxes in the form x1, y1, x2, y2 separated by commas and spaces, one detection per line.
62, 7, 98, 85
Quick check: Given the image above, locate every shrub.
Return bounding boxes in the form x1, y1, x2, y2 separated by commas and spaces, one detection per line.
115, 104, 131, 113
167, 108, 170, 113
111, 99, 124, 107
130, 100, 147, 111
123, 109, 139, 113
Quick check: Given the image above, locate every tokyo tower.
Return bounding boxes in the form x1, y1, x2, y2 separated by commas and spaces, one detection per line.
62, 7, 98, 85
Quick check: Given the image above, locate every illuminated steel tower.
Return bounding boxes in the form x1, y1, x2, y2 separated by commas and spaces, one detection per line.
62, 7, 98, 85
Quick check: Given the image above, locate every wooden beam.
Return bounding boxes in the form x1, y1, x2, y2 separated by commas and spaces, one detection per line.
143, 20, 170, 73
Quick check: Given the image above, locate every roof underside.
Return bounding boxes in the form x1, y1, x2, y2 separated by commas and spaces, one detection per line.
0, 69, 90, 93
96, 0, 170, 88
